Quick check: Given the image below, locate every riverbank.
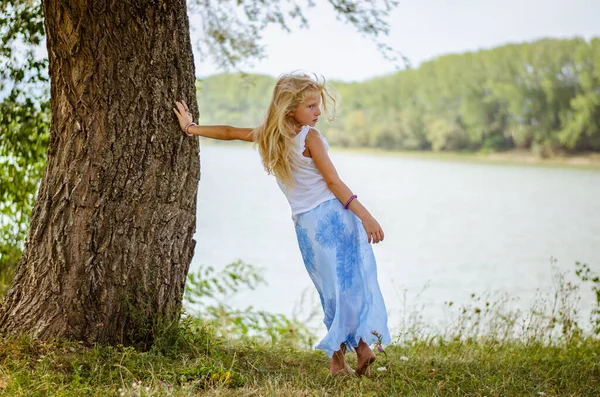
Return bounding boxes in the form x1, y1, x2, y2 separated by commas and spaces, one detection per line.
0, 329, 600, 396
1, 329, 598, 396
2, 262, 598, 396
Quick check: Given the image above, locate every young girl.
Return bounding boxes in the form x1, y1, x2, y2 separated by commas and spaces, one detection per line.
173, 72, 391, 376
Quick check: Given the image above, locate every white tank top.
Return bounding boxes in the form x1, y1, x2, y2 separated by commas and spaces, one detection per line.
276, 125, 337, 217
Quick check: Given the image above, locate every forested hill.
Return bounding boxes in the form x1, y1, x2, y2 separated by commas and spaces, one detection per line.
197, 38, 600, 155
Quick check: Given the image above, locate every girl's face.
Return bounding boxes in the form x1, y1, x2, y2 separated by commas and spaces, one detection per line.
291, 93, 321, 129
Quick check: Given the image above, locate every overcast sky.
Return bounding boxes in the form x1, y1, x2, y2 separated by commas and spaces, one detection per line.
189, 0, 600, 82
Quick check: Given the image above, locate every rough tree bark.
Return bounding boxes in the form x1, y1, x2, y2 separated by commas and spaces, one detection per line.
0, 0, 200, 346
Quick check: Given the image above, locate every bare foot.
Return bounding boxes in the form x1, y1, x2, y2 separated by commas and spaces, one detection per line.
329, 363, 356, 376
355, 340, 376, 377
329, 344, 356, 376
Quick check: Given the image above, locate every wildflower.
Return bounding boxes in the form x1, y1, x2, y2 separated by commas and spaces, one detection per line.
376, 366, 387, 372
371, 329, 386, 357
400, 356, 409, 361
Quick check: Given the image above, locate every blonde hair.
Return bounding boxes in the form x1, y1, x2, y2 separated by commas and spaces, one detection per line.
253, 72, 337, 187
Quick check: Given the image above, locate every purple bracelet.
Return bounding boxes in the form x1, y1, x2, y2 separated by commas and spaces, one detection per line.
184, 122, 197, 136
344, 194, 357, 210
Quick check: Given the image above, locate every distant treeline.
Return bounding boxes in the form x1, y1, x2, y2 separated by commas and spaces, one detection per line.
197, 38, 600, 155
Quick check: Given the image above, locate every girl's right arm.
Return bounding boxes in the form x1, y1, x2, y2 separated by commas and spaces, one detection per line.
187, 124, 254, 142
173, 101, 253, 142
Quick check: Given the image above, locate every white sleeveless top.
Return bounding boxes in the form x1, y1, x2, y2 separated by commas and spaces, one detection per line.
276, 125, 336, 217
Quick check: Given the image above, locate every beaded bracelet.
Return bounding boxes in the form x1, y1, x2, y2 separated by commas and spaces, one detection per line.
184, 122, 197, 136
344, 194, 357, 210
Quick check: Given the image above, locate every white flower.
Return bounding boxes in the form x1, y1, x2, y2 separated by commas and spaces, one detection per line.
537, 393, 546, 396
400, 356, 409, 361
376, 366, 387, 371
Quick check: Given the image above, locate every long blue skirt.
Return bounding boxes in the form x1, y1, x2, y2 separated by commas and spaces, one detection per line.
293, 198, 391, 357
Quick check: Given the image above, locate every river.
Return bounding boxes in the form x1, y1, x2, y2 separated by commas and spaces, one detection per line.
190, 143, 600, 336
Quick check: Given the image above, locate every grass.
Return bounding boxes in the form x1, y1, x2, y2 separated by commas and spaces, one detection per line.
1, 262, 598, 396
0, 325, 599, 396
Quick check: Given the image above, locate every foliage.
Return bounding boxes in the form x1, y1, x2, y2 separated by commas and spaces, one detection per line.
0, 0, 49, 284
184, 260, 315, 348
188, 0, 402, 70
198, 37, 600, 154
575, 262, 600, 335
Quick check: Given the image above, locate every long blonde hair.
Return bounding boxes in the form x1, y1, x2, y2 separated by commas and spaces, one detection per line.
254, 72, 337, 187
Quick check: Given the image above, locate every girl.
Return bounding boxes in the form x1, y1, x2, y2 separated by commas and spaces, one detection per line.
173, 72, 391, 377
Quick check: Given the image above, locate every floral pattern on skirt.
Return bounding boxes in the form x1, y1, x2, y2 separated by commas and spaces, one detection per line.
293, 198, 391, 357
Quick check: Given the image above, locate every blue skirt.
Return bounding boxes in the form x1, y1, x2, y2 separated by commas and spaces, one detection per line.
293, 198, 391, 357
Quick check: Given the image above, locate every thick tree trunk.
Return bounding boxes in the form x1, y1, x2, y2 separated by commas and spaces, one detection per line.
0, 0, 200, 346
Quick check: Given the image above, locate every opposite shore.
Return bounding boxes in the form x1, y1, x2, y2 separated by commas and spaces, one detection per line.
199, 138, 600, 170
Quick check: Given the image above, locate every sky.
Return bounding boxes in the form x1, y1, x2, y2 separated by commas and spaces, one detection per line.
189, 0, 600, 82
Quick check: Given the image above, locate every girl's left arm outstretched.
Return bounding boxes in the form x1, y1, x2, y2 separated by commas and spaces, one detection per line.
173, 101, 253, 141
306, 129, 384, 244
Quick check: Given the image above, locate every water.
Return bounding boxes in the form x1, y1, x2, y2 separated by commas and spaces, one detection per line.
191, 143, 600, 335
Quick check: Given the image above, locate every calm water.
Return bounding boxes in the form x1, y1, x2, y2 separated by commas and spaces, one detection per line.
191, 143, 600, 334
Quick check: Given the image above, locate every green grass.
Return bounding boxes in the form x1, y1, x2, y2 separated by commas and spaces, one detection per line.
1, 327, 598, 396
1, 263, 598, 395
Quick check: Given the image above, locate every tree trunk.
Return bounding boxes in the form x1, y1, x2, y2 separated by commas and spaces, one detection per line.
0, 0, 200, 346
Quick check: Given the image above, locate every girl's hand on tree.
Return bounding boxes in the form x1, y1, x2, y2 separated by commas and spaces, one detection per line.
173, 101, 194, 131
361, 215, 384, 244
